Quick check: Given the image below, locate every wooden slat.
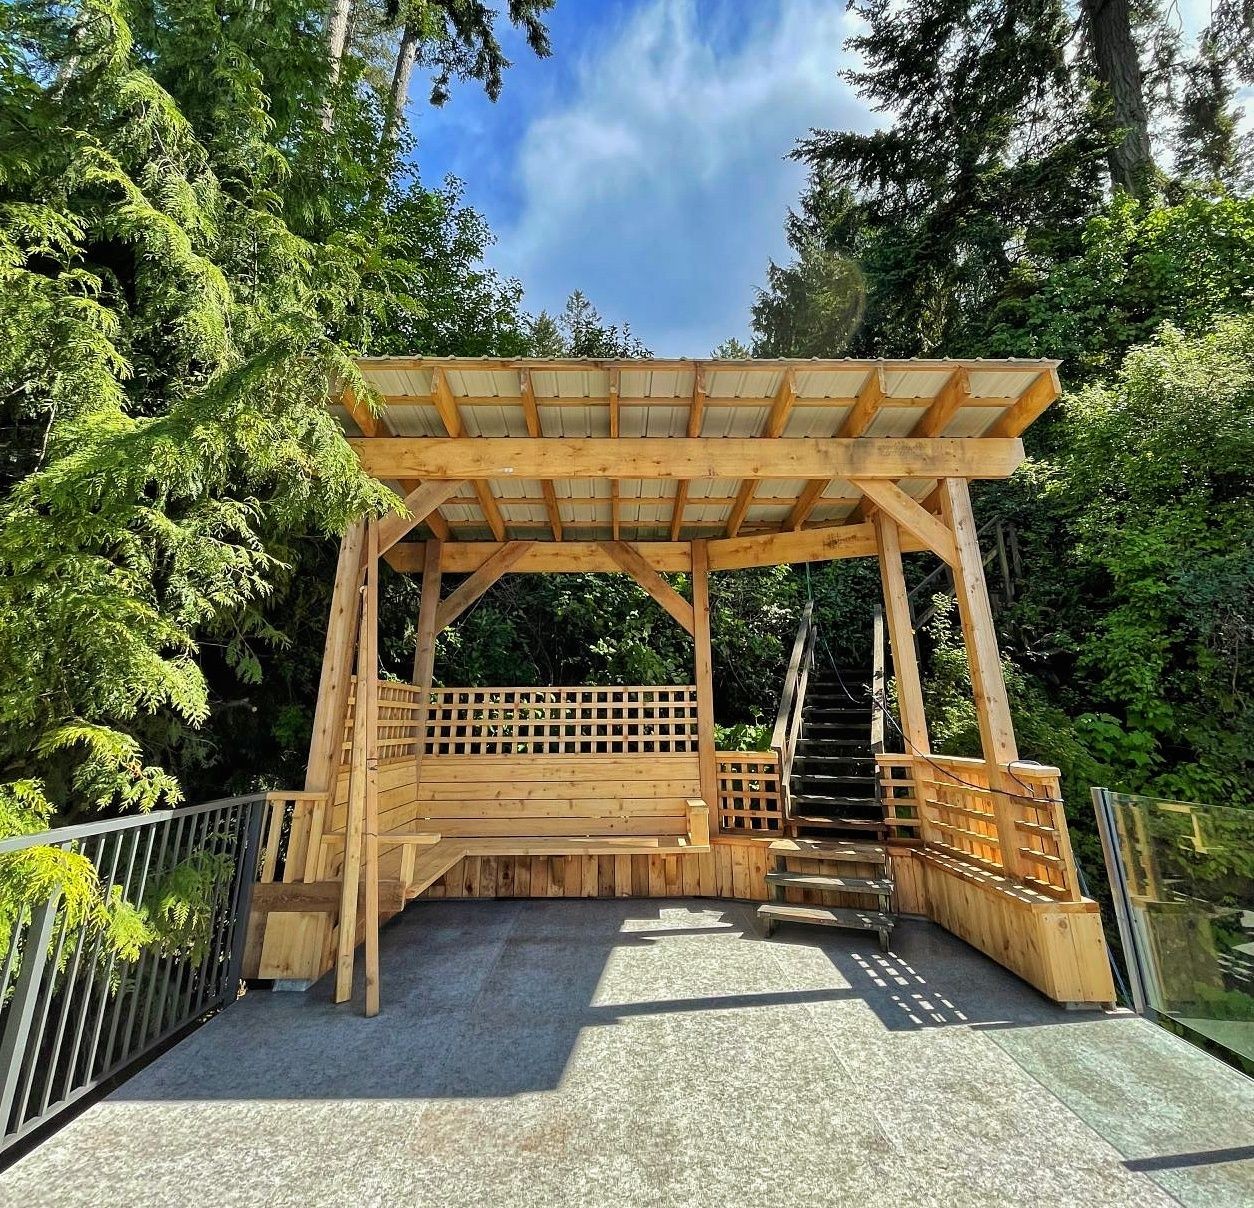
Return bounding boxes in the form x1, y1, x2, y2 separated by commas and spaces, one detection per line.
432, 367, 507, 541
519, 370, 563, 540
349, 436, 1027, 482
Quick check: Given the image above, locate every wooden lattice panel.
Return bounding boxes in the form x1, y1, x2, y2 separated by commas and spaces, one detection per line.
715, 751, 783, 834
422, 685, 698, 756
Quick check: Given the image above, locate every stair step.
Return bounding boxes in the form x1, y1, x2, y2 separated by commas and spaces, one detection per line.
765, 871, 893, 894
769, 838, 888, 864
791, 794, 880, 807
795, 741, 872, 751
757, 902, 895, 938
791, 815, 886, 831
794, 773, 877, 785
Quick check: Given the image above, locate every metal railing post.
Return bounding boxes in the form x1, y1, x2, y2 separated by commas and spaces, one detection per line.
0, 894, 60, 1134
1091, 787, 1149, 1013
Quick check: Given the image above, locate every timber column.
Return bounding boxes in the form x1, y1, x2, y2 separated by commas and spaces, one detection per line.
938, 477, 1025, 880
690, 539, 717, 811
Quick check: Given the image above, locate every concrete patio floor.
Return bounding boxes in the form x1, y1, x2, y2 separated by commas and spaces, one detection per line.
6, 898, 1254, 1207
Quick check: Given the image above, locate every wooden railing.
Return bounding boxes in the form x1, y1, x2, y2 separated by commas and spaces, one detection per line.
715, 751, 784, 835
341, 680, 699, 762
771, 601, 816, 816
877, 753, 1080, 899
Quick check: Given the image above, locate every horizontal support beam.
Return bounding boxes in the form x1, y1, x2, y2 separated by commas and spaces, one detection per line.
349, 437, 1025, 482
385, 524, 930, 575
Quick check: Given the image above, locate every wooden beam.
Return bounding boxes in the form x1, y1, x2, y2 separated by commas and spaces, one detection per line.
873, 513, 929, 756
389, 540, 692, 575
691, 539, 717, 810
601, 541, 695, 636
334, 519, 378, 1006
434, 541, 534, 632
411, 538, 441, 780
669, 368, 707, 541
361, 519, 381, 1017
432, 367, 507, 542
851, 479, 958, 567
519, 370, 563, 540
726, 369, 796, 537
411, 539, 442, 683
986, 367, 1060, 437
912, 366, 970, 439
376, 480, 464, 557
350, 436, 1026, 482
609, 368, 621, 541
938, 476, 1024, 880
305, 521, 365, 797
788, 364, 885, 531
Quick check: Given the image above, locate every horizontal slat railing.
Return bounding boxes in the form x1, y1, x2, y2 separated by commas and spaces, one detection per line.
0, 795, 265, 1153
877, 754, 1080, 900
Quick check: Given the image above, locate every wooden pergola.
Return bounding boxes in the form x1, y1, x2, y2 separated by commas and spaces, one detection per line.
246, 358, 1114, 1015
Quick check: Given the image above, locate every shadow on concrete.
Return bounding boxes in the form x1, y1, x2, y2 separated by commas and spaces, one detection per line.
108, 900, 1089, 1104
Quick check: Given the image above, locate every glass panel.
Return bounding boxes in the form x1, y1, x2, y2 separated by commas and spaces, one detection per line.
1103, 791, 1254, 1064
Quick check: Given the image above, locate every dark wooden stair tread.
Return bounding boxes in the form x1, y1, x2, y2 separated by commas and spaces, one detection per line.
765, 871, 893, 894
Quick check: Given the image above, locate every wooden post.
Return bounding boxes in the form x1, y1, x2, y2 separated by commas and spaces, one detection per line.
361, 518, 381, 1017
691, 540, 718, 815
295, 520, 365, 883
412, 538, 442, 775
938, 478, 1024, 879
334, 518, 381, 1007
872, 512, 930, 757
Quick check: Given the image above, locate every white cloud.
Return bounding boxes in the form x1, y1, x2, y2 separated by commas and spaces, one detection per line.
490, 0, 871, 355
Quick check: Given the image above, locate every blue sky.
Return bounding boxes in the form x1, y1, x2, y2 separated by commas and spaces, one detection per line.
405, 0, 1230, 357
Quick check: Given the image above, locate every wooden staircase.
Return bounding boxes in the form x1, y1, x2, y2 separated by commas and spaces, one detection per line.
760, 604, 897, 948
757, 838, 895, 951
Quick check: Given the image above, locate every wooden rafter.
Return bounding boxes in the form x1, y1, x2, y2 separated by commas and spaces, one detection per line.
609, 368, 621, 540
519, 370, 563, 540
912, 365, 970, 439
432, 367, 507, 542
669, 368, 707, 542
350, 436, 1025, 482
601, 540, 695, 635
434, 540, 534, 632
986, 367, 1060, 437
787, 364, 887, 532
726, 368, 796, 537
376, 480, 465, 557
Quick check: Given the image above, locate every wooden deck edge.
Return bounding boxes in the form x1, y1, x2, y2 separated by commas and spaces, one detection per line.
910, 848, 1115, 1007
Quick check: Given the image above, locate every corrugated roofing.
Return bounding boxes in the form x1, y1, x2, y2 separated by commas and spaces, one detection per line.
343, 356, 1059, 546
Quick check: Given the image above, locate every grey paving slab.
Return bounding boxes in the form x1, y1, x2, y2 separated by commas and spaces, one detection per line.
4, 898, 1253, 1207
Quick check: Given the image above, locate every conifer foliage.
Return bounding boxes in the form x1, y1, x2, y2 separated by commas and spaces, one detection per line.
0, 0, 550, 825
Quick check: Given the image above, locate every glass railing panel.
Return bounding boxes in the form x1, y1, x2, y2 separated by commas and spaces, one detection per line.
1094, 789, 1254, 1065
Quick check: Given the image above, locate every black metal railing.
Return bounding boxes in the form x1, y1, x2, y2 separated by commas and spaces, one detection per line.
0, 795, 266, 1154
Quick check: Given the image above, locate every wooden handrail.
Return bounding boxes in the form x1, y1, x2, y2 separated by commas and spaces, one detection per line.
870, 602, 886, 756
771, 601, 816, 814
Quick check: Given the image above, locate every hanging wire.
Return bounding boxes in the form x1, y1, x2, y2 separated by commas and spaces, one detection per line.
800, 562, 1063, 807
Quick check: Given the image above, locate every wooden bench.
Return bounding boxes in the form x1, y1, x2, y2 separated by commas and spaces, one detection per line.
409, 754, 710, 851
